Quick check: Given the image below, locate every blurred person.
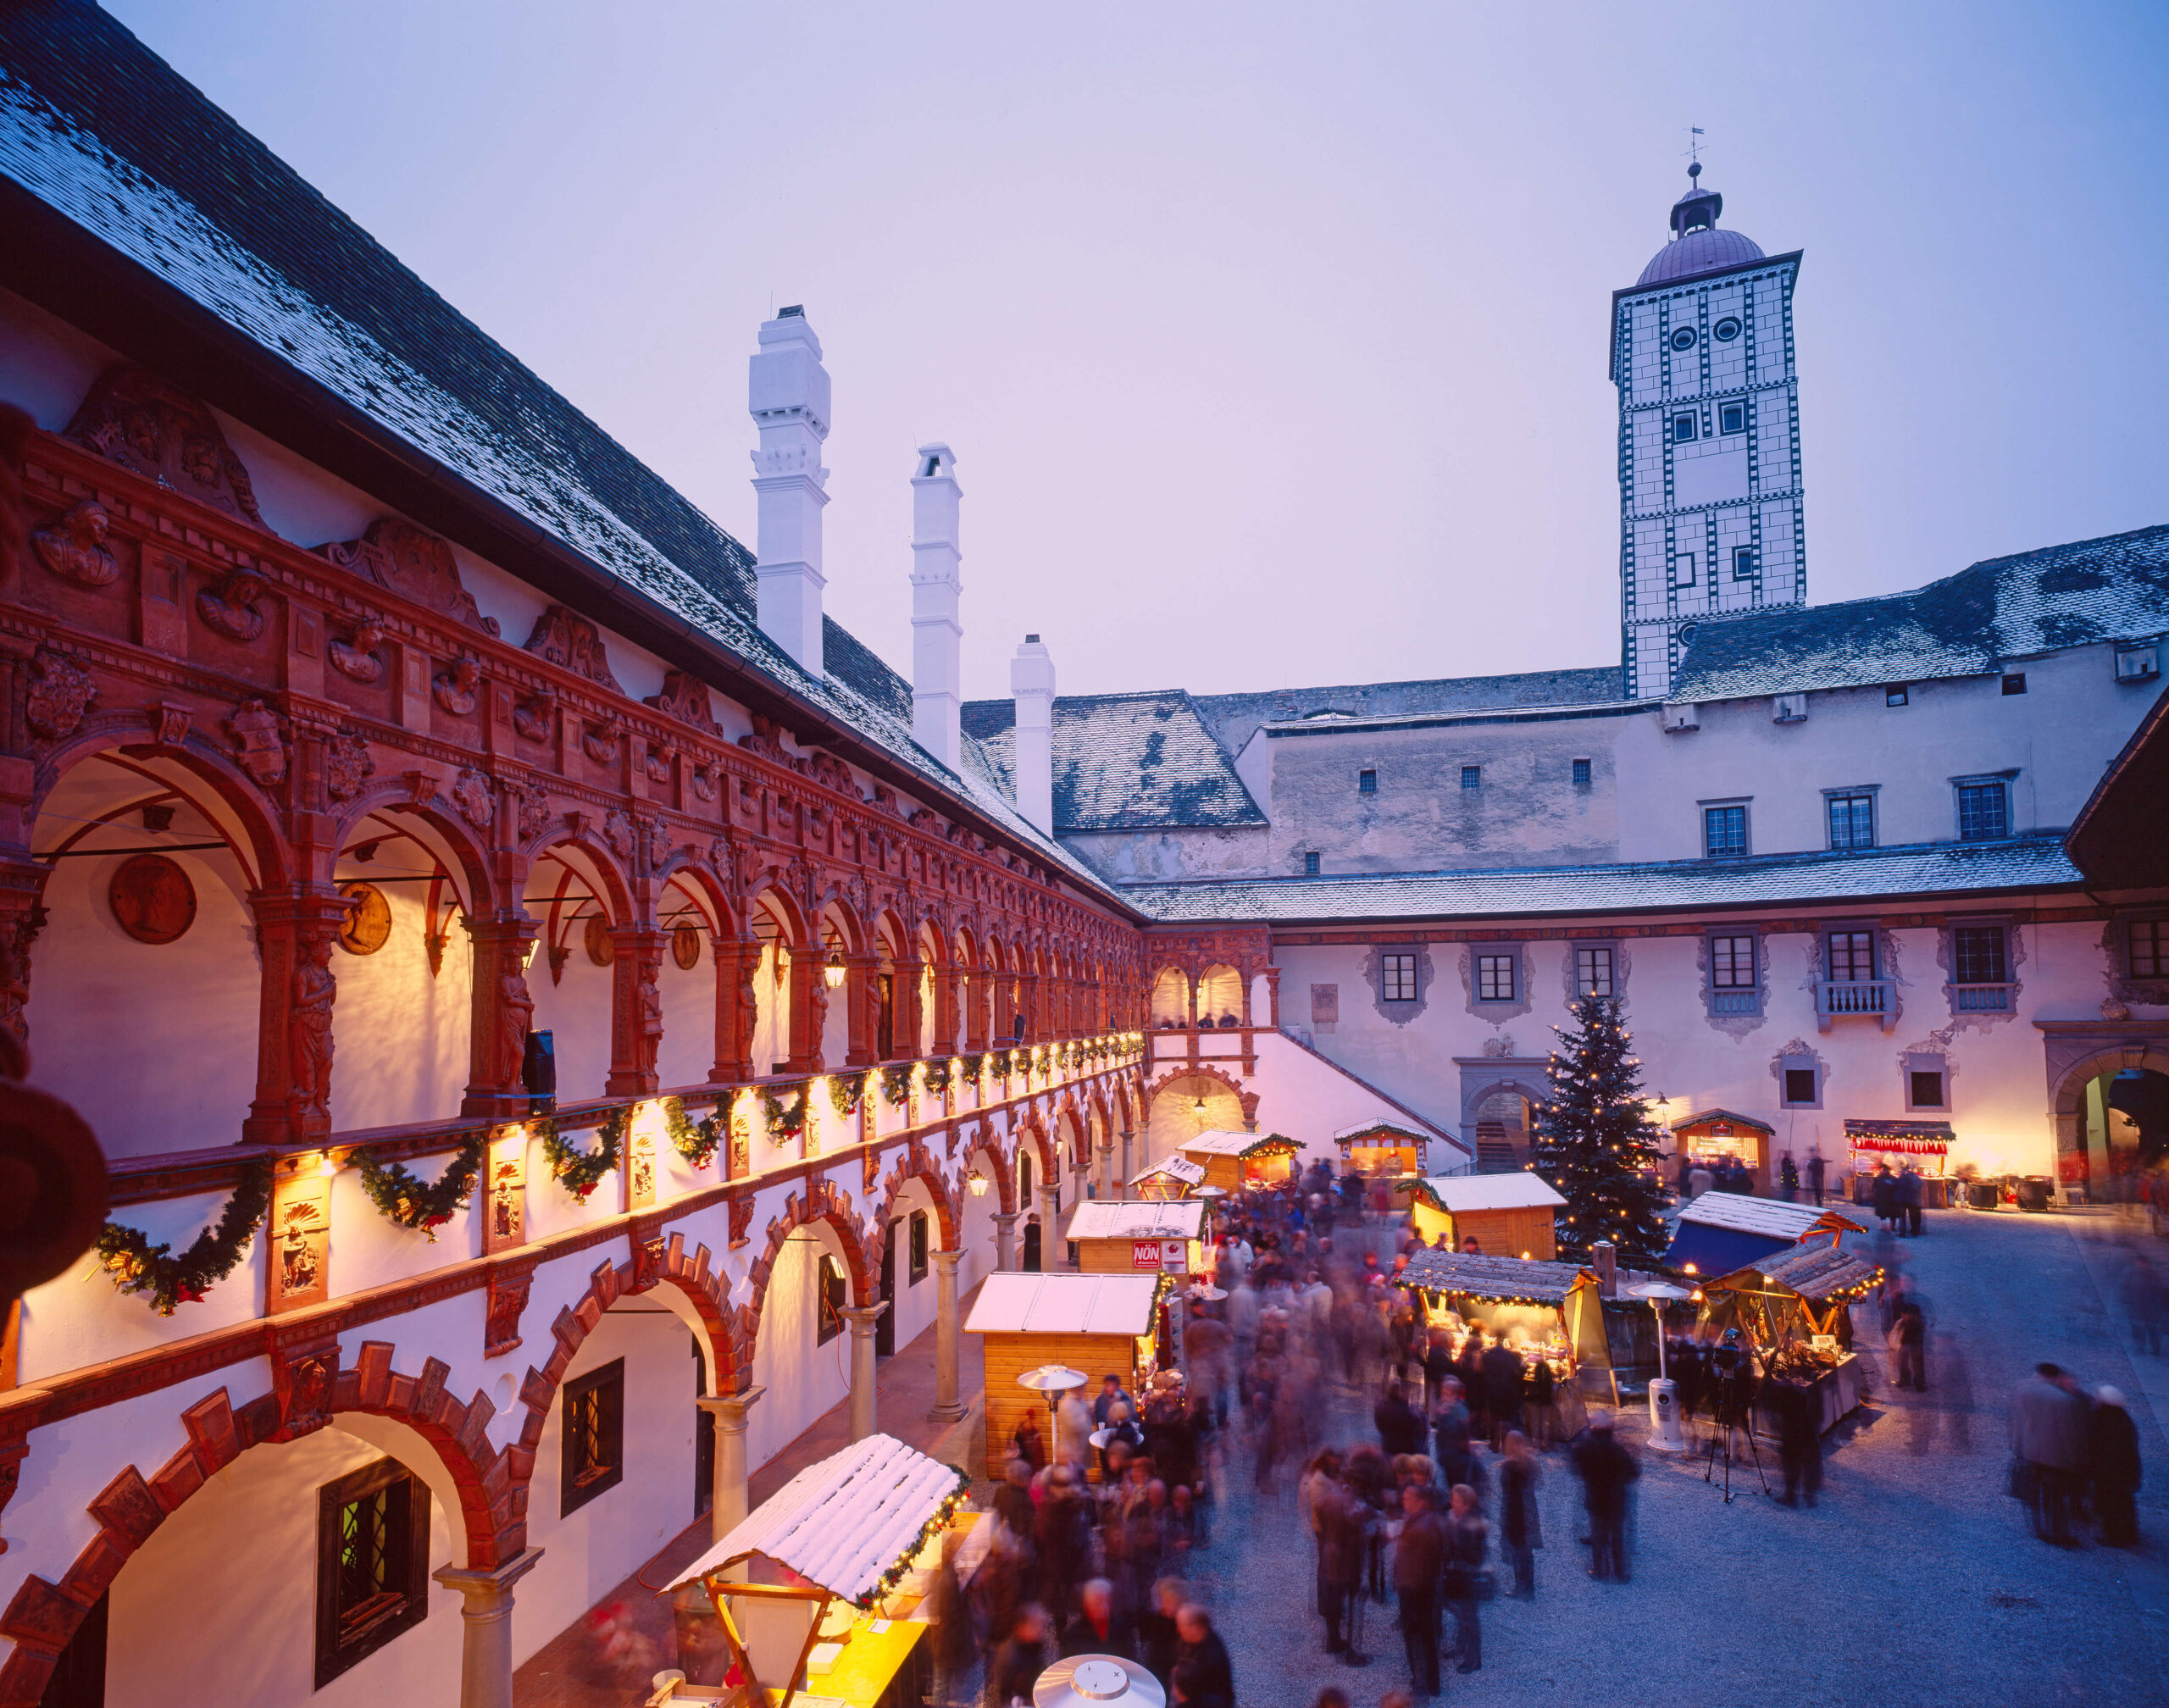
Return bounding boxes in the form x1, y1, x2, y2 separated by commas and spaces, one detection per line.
1441, 1483, 1490, 1673
2009, 1362, 2090, 1545
1012, 1411, 1047, 1474
2089, 1386, 2142, 1548
1779, 1151, 1799, 1202
1890, 1292, 1928, 1390
1060, 1578, 1134, 1660
1806, 1147, 1827, 1206
1317, 1467, 1372, 1662
1482, 1334, 1525, 1449
1390, 1481, 1446, 1698
1898, 1162, 1925, 1235
987, 1604, 1050, 1708
1935, 1331, 1975, 1453
1499, 1429, 1542, 1597
1430, 1377, 1476, 1489
2120, 1255, 2167, 1357
1036, 1469, 1090, 1625
1138, 1578, 1189, 1689
1772, 1371, 1824, 1503
1375, 1380, 1426, 1456
994, 1457, 1035, 1544
1095, 1372, 1136, 1429
1056, 1384, 1094, 1475
572, 1600, 659, 1690
924, 1528, 978, 1707
1174, 1604, 1235, 1708
1573, 1413, 1639, 1581
1524, 1353, 1557, 1450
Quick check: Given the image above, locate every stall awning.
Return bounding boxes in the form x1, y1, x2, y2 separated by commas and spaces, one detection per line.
1708, 1243, 1883, 1304
1181, 1129, 1300, 1161
1844, 1119, 1954, 1155
1407, 1173, 1567, 1215
1668, 1107, 1778, 1137
1064, 1200, 1206, 1241
665, 1434, 966, 1604
1394, 1250, 1594, 1304
963, 1272, 1162, 1335
1664, 1222, 1796, 1279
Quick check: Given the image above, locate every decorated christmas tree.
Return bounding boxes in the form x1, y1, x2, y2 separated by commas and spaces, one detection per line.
1531, 993, 1671, 1265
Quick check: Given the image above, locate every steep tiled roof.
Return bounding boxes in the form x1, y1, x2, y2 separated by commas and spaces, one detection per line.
1123, 835, 2080, 923
962, 691, 1266, 831
0, 3, 1124, 899
1673, 524, 2169, 702
1193, 667, 1628, 756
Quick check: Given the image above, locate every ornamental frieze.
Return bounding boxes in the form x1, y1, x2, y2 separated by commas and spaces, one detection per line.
313, 518, 500, 636
65, 364, 269, 530
524, 603, 623, 692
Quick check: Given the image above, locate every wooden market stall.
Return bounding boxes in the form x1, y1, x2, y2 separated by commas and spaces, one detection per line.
1334, 1118, 1430, 1179
1129, 1155, 1206, 1200
1667, 1107, 1776, 1194
657, 1434, 972, 1708
1394, 1250, 1614, 1430
1179, 1129, 1300, 1191
1404, 1172, 1565, 1260
1843, 1118, 1957, 1207
1663, 1193, 1865, 1278
965, 1273, 1164, 1479
1064, 1199, 1208, 1278
1697, 1243, 1883, 1434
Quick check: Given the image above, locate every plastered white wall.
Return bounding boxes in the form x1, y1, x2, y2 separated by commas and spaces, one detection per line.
746, 1229, 852, 1472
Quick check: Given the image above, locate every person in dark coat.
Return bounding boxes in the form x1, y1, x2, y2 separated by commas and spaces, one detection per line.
1060, 1578, 1134, 1660
1137, 1577, 1188, 1689
1316, 1473, 1371, 1661
2089, 1385, 2142, 1547
1173, 1605, 1234, 1708
1772, 1374, 1823, 1507
1897, 1164, 1925, 1236
1390, 1482, 1446, 1697
1805, 1150, 1827, 1206
1440, 1483, 1489, 1672
1374, 1381, 1427, 1457
1422, 1328, 1454, 1412
1430, 1378, 1476, 1489
1481, 1339, 1525, 1449
1870, 1165, 1897, 1233
1498, 1429, 1541, 1596
1457, 1331, 1490, 1439
1891, 1295, 1928, 1390
1572, 1414, 1639, 1581
988, 1605, 1051, 1708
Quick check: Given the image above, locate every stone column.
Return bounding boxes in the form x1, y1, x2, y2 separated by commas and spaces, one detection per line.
786, 942, 824, 1073
964, 968, 988, 1051
844, 954, 879, 1068
1119, 1128, 1134, 1199
1040, 1183, 1065, 1270
895, 957, 925, 1060
0, 852, 51, 1051
842, 1304, 887, 1440
711, 934, 759, 1083
604, 924, 667, 1097
993, 1210, 1018, 1273
461, 916, 538, 1118
1264, 966, 1282, 1029
1096, 1136, 1114, 1201
433, 1548, 545, 1708
694, 1385, 765, 1540
929, 1250, 965, 1422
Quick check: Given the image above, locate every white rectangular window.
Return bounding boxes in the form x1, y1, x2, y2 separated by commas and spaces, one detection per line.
1711, 935, 1756, 989
1380, 953, 1417, 1003
1704, 804, 1747, 858
1574, 946, 1614, 997
1956, 780, 2009, 840
1827, 930, 1877, 983
1476, 954, 1516, 1002
2133, 919, 2166, 979
1827, 792, 1875, 851
1672, 552, 1698, 588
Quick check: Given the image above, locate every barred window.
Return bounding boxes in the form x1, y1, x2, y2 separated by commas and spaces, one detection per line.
1572, 758, 1591, 788
1953, 925, 2008, 985
561, 1359, 624, 1517
1711, 935, 1756, 989
1462, 765, 1482, 790
908, 1209, 929, 1284
816, 1255, 848, 1345
1476, 954, 1516, 1002
316, 1458, 430, 1689
1574, 946, 1614, 997
2130, 919, 2165, 979
1358, 768, 1377, 795
1956, 780, 2009, 840
1827, 793, 1875, 851
1380, 952, 1418, 1003
1783, 1068, 1817, 1105
1910, 1070, 1947, 1108
1704, 805, 1748, 858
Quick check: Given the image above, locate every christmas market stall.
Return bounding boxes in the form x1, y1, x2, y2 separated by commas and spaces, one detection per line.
1393, 1249, 1613, 1431
1662, 1192, 1865, 1279
1695, 1243, 1883, 1434
1179, 1129, 1300, 1191
1064, 1199, 1209, 1278
1334, 1118, 1430, 1180
1844, 1118, 1956, 1207
1667, 1108, 1775, 1194
657, 1433, 972, 1708
1404, 1172, 1566, 1260
1128, 1155, 1206, 1200
965, 1272, 1164, 1479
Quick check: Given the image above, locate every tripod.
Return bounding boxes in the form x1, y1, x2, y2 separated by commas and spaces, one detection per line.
1701, 1367, 1770, 1503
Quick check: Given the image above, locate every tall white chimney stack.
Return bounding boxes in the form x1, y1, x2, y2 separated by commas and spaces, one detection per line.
909, 443, 963, 770
748, 306, 830, 675
1011, 635, 1056, 836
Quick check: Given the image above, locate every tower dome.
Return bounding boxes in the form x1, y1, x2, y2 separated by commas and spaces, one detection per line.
1637, 162, 1764, 286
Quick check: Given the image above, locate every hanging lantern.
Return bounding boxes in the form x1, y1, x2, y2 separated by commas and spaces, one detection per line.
824, 948, 847, 990
968, 1173, 990, 1198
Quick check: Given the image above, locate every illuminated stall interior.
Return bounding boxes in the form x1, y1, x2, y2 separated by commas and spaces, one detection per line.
1179, 1129, 1299, 1191
964, 1273, 1162, 1480
1335, 1118, 1428, 1179
1668, 1108, 1775, 1194
1405, 1172, 1566, 1260
1394, 1249, 1613, 1422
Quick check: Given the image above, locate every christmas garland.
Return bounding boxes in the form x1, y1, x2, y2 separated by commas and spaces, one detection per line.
95, 1161, 273, 1315
663, 1095, 724, 1170
920, 1060, 952, 1099
989, 1049, 1013, 1080
849, 1465, 974, 1611
542, 1108, 624, 1202
959, 1052, 985, 1084
358, 1130, 485, 1239
829, 1072, 870, 1120
763, 1083, 810, 1139
878, 1062, 914, 1108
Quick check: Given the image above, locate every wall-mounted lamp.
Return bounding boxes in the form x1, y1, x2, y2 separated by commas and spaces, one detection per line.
1192, 1095, 1207, 1116
319, 1151, 340, 1178
824, 949, 847, 990
968, 1173, 990, 1198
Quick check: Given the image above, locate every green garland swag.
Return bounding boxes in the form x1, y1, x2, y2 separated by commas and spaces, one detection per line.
829, 1073, 870, 1120
959, 1052, 985, 1084
920, 1060, 952, 1099
358, 1131, 485, 1239
95, 1160, 273, 1315
878, 1062, 914, 1108
762, 1083, 809, 1139
542, 1108, 624, 1202
663, 1095, 723, 1169
990, 1049, 1013, 1080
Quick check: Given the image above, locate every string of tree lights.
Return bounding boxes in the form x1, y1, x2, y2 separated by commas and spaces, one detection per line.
1531, 993, 1673, 1267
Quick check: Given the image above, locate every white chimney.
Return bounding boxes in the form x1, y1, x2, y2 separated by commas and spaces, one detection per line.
748, 306, 830, 675
909, 442, 963, 769
1011, 635, 1056, 835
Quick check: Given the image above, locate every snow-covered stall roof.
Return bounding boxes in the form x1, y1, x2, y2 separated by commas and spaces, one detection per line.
666, 1434, 965, 1604
1180, 1129, 1298, 1160
1408, 1173, 1567, 1215
1676, 1195, 1863, 1241
1063, 1200, 1206, 1242
1129, 1156, 1207, 1189
963, 1273, 1161, 1336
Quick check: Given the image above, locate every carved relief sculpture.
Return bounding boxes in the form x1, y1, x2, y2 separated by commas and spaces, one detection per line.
274, 1346, 340, 1439
483, 1265, 531, 1356
270, 1169, 331, 1313
66, 365, 269, 528
628, 1126, 655, 1209
511, 686, 556, 742
31, 499, 119, 588
313, 518, 501, 635
227, 698, 288, 785
691, 762, 719, 802
24, 646, 96, 741
195, 567, 269, 643
324, 729, 374, 803
0, 904, 47, 1043
729, 1195, 755, 1250
514, 781, 554, 842
603, 808, 636, 863
728, 1094, 752, 1180
497, 958, 535, 1090
643, 744, 673, 784
635, 942, 665, 1078
523, 604, 624, 691
451, 767, 495, 829
433, 654, 482, 715
582, 718, 623, 766
290, 932, 338, 1124
484, 1131, 528, 1258
328, 616, 386, 683
646, 669, 718, 732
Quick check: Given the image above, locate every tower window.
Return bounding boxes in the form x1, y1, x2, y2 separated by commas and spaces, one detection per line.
1303, 851, 1321, 876
1572, 758, 1592, 788
1357, 768, 1377, 795
1461, 765, 1482, 790
2001, 673, 2028, 695
1714, 317, 1742, 341
1669, 327, 1697, 351
1703, 804, 1748, 858
1672, 413, 1698, 444
1732, 546, 1755, 580
1719, 402, 1746, 435
1672, 552, 1697, 588
1887, 685, 1909, 707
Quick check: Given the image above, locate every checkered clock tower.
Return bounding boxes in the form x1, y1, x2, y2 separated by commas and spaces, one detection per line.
1612, 164, 1806, 700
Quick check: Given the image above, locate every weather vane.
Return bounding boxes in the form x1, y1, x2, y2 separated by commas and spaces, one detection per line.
1684, 125, 1706, 171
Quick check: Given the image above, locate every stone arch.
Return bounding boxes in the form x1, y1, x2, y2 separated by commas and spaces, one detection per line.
1014, 1114, 1057, 1180
1458, 1073, 1548, 1139
874, 1143, 960, 1251
2049, 1042, 2169, 1178
656, 847, 741, 939
1146, 1063, 1258, 1127
0, 1345, 513, 1703
963, 1129, 1016, 1215
526, 825, 635, 925
745, 1178, 879, 1349
329, 784, 502, 917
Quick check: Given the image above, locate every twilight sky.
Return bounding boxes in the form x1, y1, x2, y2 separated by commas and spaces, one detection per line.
108, 1, 2169, 702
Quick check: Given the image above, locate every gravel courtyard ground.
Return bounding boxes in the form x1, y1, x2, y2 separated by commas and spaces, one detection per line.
1184, 1208, 2169, 1706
